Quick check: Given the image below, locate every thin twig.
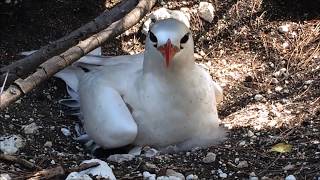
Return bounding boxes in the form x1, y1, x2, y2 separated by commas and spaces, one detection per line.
0, 154, 39, 170
66, 162, 100, 173
0, 71, 9, 105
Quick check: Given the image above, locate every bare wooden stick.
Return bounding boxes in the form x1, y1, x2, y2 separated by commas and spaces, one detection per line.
67, 162, 100, 173
26, 166, 65, 180
14, 162, 100, 180
0, 0, 156, 110
0, 154, 39, 170
0, 0, 138, 85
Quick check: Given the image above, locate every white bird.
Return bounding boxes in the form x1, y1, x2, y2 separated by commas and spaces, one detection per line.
56, 18, 225, 152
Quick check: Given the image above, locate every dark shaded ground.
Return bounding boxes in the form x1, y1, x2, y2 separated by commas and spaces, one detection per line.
0, 0, 320, 179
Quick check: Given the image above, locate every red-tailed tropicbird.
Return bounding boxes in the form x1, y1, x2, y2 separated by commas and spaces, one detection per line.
55, 18, 225, 152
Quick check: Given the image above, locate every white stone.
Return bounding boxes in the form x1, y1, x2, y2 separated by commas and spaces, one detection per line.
239, 140, 246, 146
202, 152, 216, 163
22, 122, 39, 134
285, 175, 296, 180
278, 24, 290, 33
144, 147, 160, 158
271, 78, 279, 84
283, 164, 295, 171
198, 2, 215, 22
143, 171, 156, 180
129, 146, 142, 156
279, 68, 287, 74
275, 86, 283, 92
166, 169, 185, 180
107, 154, 135, 163
0, 135, 24, 155
0, 174, 11, 180
66, 159, 116, 180
61, 128, 71, 136
247, 130, 254, 137
66, 172, 92, 180
217, 169, 227, 178
185, 174, 198, 180
273, 71, 281, 77
234, 158, 240, 164
282, 42, 290, 49
254, 94, 263, 101
305, 80, 313, 85
237, 161, 249, 168
157, 176, 181, 180
44, 141, 53, 147
143, 8, 190, 35
249, 177, 259, 180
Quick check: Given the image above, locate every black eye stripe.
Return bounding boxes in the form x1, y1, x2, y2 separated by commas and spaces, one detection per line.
149, 31, 158, 43
180, 33, 189, 44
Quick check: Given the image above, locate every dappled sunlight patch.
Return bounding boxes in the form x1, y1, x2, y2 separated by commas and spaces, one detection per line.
222, 102, 296, 130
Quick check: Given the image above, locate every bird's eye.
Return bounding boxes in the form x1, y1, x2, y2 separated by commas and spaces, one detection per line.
180, 33, 190, 44
149, 31, 158, 43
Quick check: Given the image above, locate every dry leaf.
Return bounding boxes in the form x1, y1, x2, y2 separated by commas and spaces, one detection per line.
270, 143, 293, 153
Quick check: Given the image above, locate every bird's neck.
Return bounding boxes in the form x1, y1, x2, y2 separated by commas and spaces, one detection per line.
142, 52, 195, 77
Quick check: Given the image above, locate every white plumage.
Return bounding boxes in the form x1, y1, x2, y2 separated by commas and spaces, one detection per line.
56, 18, 225, 152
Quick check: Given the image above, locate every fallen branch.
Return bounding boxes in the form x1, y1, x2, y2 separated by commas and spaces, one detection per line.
23, 162, 99, 180
0, 154, 39, 170
0, 0, 156, 110
26, 166, 65, 180
0, 0, 138, 85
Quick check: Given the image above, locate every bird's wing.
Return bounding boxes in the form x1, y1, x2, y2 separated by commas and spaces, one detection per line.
53, 49, 143, 148
54, 51, 143, 111
79, 72, 138, 148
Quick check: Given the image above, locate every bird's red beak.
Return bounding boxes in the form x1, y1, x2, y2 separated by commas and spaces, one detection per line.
158, 39, 179, 68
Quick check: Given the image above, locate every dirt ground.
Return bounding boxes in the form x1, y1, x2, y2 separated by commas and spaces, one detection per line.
0, 0, 320, 179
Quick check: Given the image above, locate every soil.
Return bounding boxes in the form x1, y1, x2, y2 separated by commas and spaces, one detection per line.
0, 0, 320, 179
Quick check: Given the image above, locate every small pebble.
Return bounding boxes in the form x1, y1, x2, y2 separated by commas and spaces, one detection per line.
283, 164, 295, 171
0, 174, 11, 180
305, 80, 313, 85
249, 177, 259, 180
202, 152, 216, 163
278, 24, 290, 33
166, 169, 185, 180
61, 128, 71, 136
247, 130, 254, 137
107, 154, 135, 163
44, 141, 52, 147
285, 175, 296, 180
271, 78, 279, 84
275, 86, 283, 92
237, 161, 249, 168
22, 122, 39, 135
254, 94, 264, 101
157, 176, 180, 180
234, 158, 240, 164
198, 2, 215, 22
0, 135, 24, 155
185, 174, 198, 180
282, 42, 290, 49
143, 171, 156, 180
217, 169, 227, 178
239, 141, 246, 146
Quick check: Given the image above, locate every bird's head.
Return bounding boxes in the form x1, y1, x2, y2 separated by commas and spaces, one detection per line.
145, 18, 194, 69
